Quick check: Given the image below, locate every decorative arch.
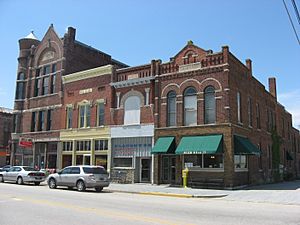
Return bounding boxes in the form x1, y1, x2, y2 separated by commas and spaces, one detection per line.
179, 78, 201, 93
161, 83, 180, 97
120, 90, 144, 108
34, 40, 63, 66
200, 78, 222, 92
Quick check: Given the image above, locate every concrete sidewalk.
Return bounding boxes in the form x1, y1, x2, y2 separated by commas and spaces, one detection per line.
107, 183, 231, 198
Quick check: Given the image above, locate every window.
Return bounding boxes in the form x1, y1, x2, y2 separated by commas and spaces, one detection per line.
62, 141, 73, 151
237, 91, 242, 123
248, 97, 253, 127
30, 114, 35, 132
167, 91, 176, 126
97, 102, 105, 126
256, 103, 261, 129
38, 111, 45, 131
268, 145, 272, 169
204, 86, 216, 124
34, 78, 40, 97
66, 106, 73, 129
95, 140, 108, 151
52, 64, 57, 73
113, 158, 132, 167
42, 77, 49, 95
36, 68, 40, 77
124, 96, 141, 125
43, 65, 51, 75
184, 87, 197, 126
16, 72, 25, 100
234, 155, 247, 169
183, 154, 224, 168
258, 143, 263, 169
76, 140, 91, 151
61, 167, 72, 174
50, 74, 56, 94
46, 110, 52, 131
78, 104, 91, 128
71, 167, 80, 174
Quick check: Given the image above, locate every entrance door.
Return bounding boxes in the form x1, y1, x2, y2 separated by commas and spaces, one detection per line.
141, 158, 151, 182
161, 156, 176, 184
83, 155, 91, 165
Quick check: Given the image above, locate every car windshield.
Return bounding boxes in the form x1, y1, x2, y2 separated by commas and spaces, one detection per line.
82, 167, 107, 174
23, 167, 39, 171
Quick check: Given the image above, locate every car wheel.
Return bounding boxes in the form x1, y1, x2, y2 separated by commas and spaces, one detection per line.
34, 182, 40, 186
0, 175, 4, 183
76, 180, 86, 192
48, 178, 57, 189
95, 187, 103, 192
17, 176, 23, 185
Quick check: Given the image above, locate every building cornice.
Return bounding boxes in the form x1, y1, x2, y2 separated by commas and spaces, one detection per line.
110, 76, 154, 88
62, 65, 113, 84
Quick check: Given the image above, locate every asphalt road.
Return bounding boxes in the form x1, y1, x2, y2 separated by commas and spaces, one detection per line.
0, 182, 300, 225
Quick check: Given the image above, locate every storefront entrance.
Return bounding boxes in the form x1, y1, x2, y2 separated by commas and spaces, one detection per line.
141, 158, 151, 182
161, 155, 176, 184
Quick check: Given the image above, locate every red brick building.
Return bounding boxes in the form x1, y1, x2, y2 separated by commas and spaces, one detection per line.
151, 41, 300, 188
0, 107, 13, 166
11, 25, 126, 169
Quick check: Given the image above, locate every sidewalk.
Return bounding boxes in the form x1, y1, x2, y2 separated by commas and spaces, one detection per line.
107, 183, 231, 198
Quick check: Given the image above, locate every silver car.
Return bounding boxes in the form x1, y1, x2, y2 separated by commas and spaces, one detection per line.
47, 166, 110, 192
0, 166, 46, 185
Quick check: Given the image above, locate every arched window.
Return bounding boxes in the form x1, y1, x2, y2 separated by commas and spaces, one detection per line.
16, 72, 25, 100
18, 72, 25, 80
167, 91, 176, 126
124, 96, 141, 125
204, 86, 216, 124
184, 87, 197, 126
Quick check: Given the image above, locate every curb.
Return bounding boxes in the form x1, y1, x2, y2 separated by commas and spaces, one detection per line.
109, 189, 228, 198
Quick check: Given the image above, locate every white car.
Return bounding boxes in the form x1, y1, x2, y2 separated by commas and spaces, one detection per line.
0, 166, 46, 185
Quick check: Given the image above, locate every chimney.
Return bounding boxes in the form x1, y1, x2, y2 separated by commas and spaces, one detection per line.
246, 59, 252, 76
67, 27, 76, 42
268, 77, 277, 99
222, 45, 229, 63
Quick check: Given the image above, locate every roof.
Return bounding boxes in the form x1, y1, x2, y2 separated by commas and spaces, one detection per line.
24, 31, 38, 40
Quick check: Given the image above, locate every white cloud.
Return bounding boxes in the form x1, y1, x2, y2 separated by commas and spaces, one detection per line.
278, 89, 300, 129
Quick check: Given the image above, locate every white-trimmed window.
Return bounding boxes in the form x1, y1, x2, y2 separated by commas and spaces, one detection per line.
62, 141, 73, 151
95, 140, 108, 151
204, 86, 216, 124
66, 106, 73, 129
124, 96, 141, 125
234, 155, 247, 169
167, 91, 176, 126
78, 104, 91, 128
76, 140, 91, 151
184, 87, 197, 126
97, 102, 105, 126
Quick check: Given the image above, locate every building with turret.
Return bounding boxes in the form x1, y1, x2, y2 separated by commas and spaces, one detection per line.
11, 25, 126, 169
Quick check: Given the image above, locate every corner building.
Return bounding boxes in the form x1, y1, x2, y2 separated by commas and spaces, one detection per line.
11, 25, 125, 169
151, 42, 300, 188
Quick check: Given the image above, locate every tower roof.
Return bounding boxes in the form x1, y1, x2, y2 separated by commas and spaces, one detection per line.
24, 31, 38, 40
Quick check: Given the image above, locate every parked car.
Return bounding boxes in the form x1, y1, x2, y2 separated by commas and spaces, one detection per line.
0, 165, 12, 172
0, 166, 46, 185
47, 165, 110, 192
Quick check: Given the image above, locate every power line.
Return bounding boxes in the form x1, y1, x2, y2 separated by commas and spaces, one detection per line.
291, 0, 300, 25
282, 0, 300, 44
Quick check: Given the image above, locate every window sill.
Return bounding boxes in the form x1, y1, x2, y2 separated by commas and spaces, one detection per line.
187, 167, 224, 172
235, 168, 248, 172
29, 93, 58, 100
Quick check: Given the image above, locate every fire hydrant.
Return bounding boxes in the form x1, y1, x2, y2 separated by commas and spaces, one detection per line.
182, 168, 189, 188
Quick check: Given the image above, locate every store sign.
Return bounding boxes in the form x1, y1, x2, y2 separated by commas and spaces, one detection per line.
19, 138, 33, 148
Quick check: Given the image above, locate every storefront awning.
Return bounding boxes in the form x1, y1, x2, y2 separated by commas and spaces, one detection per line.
175, 135, 223, 154
151, 137, 176, 154
234, 135, 261, 155
286, 151, 293, 160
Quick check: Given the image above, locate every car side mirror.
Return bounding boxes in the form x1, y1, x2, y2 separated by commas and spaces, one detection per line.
57, 170, 62, 175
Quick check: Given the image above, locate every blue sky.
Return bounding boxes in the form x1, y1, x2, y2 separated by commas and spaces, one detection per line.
0, 0, 299, 128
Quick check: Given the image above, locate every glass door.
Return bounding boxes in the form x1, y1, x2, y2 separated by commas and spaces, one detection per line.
141, 158, 151, 182
162, 156, 170, 183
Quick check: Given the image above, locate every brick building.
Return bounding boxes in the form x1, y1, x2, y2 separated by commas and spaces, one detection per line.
11, 25, 126, 169
0, 107, 13, 166
150, 41, 300, 188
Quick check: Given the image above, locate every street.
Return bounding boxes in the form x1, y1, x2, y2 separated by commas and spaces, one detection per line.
0, 182, 300, 225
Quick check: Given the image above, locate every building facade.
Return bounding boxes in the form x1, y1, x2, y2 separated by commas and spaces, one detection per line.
11, 25, 125, 169
0, 107, 13, 166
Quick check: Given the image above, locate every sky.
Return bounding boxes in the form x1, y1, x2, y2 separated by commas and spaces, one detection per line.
0, 0, 299, 128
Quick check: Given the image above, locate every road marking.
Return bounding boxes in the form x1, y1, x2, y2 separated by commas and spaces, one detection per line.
0, 193, 195, 225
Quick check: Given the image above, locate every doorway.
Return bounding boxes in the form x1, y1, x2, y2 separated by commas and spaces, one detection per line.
83, 155, 91, 165
141, 158, 151, 182
161, 155, 176, 184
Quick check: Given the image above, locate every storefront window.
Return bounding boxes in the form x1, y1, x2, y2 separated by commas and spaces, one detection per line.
234, 155, 247, 169
184, 154, 223, 169
95, 140, 108, 151
76, 140, 91, 151
95, 155, 107, 169
113, 158, 132, 167
63, 141, 73, 151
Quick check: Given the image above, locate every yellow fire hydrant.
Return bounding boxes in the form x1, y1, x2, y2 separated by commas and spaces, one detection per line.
182, 168, 189, 188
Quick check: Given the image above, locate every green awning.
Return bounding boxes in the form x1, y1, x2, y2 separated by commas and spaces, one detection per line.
151, 137, 176, 154
286, 151, 293, 160
175, 135, 223, 154
234, 135, 261, 155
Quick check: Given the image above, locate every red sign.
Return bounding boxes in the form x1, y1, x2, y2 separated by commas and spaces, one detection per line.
19, 138, 33, 148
